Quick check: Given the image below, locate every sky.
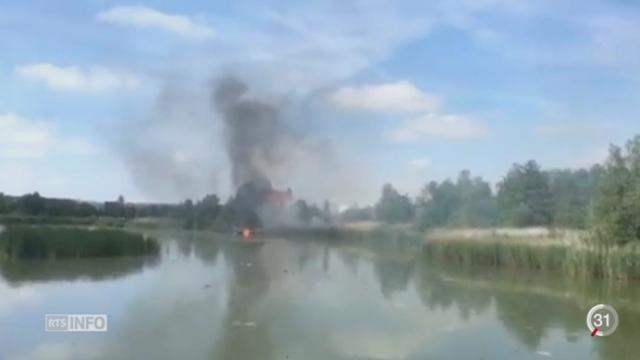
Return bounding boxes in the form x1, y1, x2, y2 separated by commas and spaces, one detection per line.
2, 0, 640, 206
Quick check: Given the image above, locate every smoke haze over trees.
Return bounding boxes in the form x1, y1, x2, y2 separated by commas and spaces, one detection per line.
3, 133, 640, 244
374, 184, 414, 224
414, 170, 497, 229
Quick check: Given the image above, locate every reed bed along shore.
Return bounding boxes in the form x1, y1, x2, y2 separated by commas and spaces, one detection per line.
423, 228, 640, 280
0, 225, 160, 260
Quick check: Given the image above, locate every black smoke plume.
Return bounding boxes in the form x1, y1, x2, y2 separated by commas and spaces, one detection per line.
213, 77, 296, 227
118, 75, 375, 210
213, 77, 284, 190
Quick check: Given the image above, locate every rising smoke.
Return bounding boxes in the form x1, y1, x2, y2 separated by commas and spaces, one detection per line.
213, 77, 284, 190
117, 81, 228, 202
118, 73, 375, 208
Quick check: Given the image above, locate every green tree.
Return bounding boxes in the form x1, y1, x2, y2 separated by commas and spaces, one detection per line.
183, 199, 195, 215
415, 170, 497, 229
547, 166, 603, 228
416, 180, 459, 229
592, 136, 640, 245
449, 170, 498, 227
103, 196, 126, 218
76, 202, 98, 217
198, 194, 221, 220
182, 194, 222, 229
19, 192, 45, 216
181, 199, 196, 229
44, 198, 76, 217
212, 201, 236, 231
375, 183, 414, 223
497, 160, 553, 226
124, 204, 137, 219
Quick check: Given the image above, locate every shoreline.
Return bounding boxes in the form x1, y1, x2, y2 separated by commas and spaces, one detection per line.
3, 216, 640, 280
423, 227, 640, 280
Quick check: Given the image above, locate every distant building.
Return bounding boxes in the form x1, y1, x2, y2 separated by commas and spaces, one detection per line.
266, 188, 293, 207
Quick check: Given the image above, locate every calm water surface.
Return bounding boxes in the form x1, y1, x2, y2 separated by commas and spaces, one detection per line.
1, 230, 639, 360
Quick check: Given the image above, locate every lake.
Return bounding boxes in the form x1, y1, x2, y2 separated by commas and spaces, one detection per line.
0, 229, 638, 360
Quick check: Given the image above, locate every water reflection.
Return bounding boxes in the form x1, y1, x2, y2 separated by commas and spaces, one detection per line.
0, 257, 159, 285
494, 289, 582, 350
412, 262, 640, 360
2, 233, 640, 360
414, 267, 492, 320
594, 308, 640, 360
373, 258, 414, 299
172, 231, 221, 264
214, 243, 274, 360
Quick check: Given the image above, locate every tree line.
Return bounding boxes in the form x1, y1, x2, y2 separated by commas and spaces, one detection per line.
0, 193, 184, 219
372, 162, 602, 229
372, 135, 640, 244
2, 134, 639, 243
0, 188, 331, 231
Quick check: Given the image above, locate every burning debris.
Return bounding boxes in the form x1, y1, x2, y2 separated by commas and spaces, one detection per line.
227, 178, 296, 229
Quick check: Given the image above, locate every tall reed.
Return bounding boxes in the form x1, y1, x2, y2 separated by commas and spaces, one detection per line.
424, 229, 640, 280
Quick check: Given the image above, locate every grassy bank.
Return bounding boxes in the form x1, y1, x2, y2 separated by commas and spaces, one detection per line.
0, 214, 127, 227
0, 215, 187, 231
423, 228, 640, 280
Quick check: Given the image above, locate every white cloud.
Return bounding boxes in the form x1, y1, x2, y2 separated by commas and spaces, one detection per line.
327, 80, 484, 143
0, 113, 55, 159
97, 6, 215, 39
0, 113, 137, 200
388, 114, 486, 142
0, 113, 100, 160
328, 81, 440, 113
408, 158, 432, 171
16, 64, 140, 91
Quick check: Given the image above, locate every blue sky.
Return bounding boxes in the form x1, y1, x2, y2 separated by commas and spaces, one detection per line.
2, 0, 640, 205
